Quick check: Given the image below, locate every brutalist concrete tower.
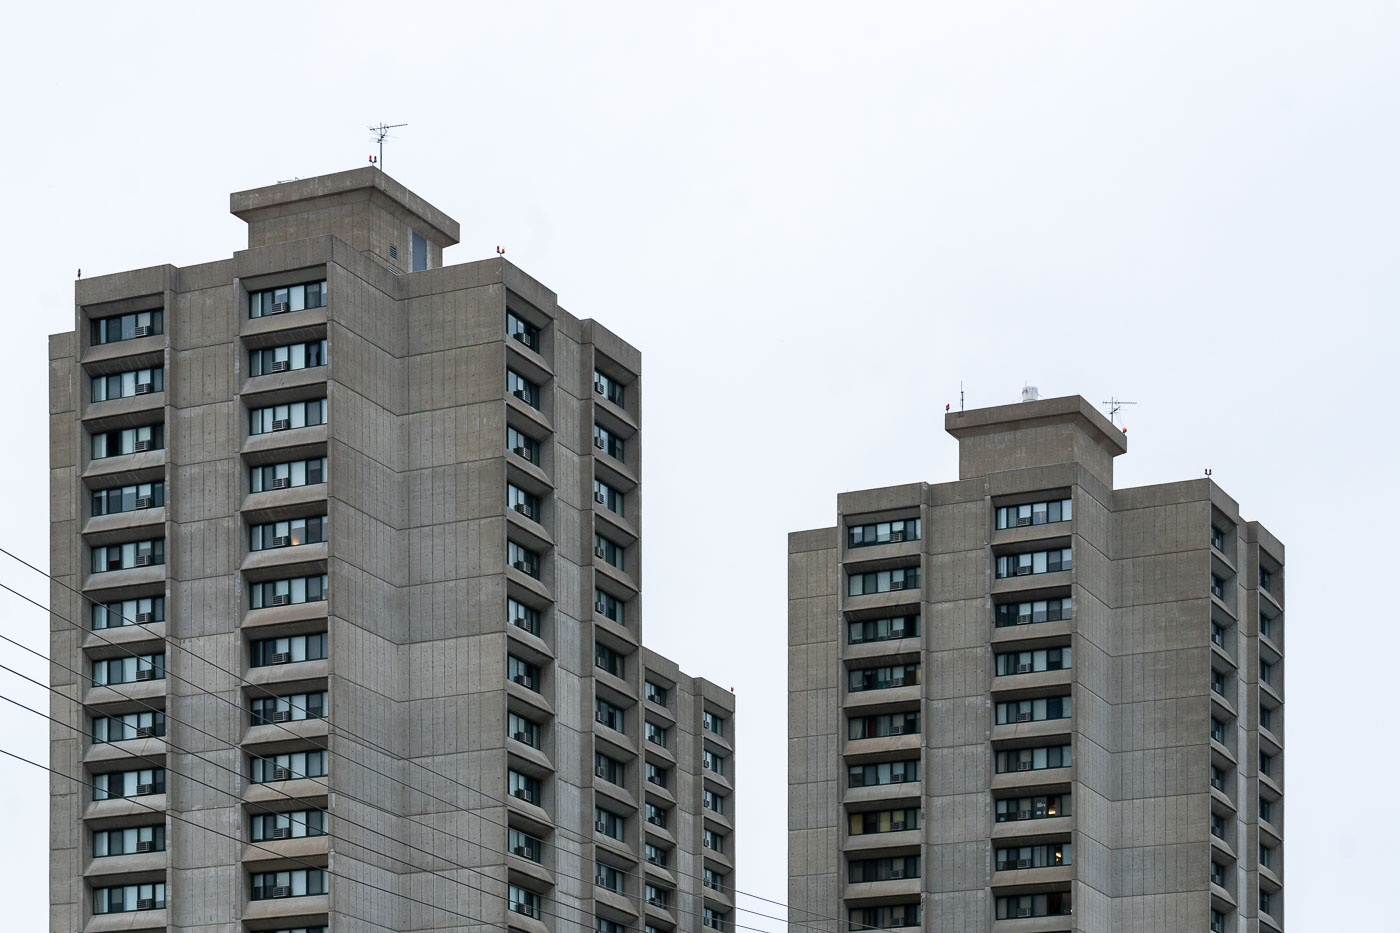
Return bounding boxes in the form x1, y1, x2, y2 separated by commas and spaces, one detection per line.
49, 168, 736, 933
788, 395, 1282, 933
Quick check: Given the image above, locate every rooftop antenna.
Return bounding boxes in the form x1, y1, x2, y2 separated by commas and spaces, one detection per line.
1103, 397, 1137, 425
960, 381, 965, 412
368, 122, 408, 172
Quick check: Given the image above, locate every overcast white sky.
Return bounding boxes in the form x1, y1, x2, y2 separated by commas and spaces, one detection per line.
1, 1, 1396, 928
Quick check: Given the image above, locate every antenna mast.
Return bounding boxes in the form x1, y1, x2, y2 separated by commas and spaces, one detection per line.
368, 122, 408, 171
1103, 397, 1138, 425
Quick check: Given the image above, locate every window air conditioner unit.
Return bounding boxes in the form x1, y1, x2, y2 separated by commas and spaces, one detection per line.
271, 476, 292, 490
595, 545, 607, 558
703, 837, 712, 848
134, 496, 154, 509
1017, 810, 1031, 820
135, 382, 153, 395
135, 612, 153, 624
271, 766, 291, 781
134, 439, 152, 452
890, 676, 905, 687
513, 388, 529, 401
594, 436, 606, 449
271, 885, 291, 898
269, 360, 290, 374
1017, 614, 1032, 624
595, 711, 607, 723
890, 773, 905, 783
1015, 565, 1032, 576
1017, 515, 1032, 527
594, 491, 607, 504
269, 301, 290, 315
889, 724, 903, 735
1016, 663, 1032, 674
514, 502, 533, 519
514, 730, 534, 746
648, 897, 662, 906
596, 819, 608, 832
272, 827, 291, 840
890, 626, 905, 638
513, 844, 530, 857
890, 531, 905, 543
136, 897, 156, 910
135, 783, 154, 795
135, 553, 155, 566
1017, 711, 1033, 722
133, 325, 153, 338
1017, 858, 1032, 869
512, 331, 529, 344
516, 788, 534, 803
512, 674, 530, 686
272, 535, 291, 548
595, 600, 608, 614
512, 446, 528, 457
271, 594, 291, 607
512, 560, 530, 572
596, 765, 608, 777
648, 774, 662, 785
890, 821, 904, 831
1017, 908, 1032, 918
890, 580, 906, 591
272, 418, 292, 431
135, 668, 155, 681
136, 725, 157, 738
1016, 761, 1033, 771
270, 652, 291, 664
272, 710, 292, 723
135, 839, 154, 852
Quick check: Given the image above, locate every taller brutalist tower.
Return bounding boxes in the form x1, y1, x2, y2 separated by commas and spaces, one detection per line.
49, 168, 736, 933
788, 395, 1283, 933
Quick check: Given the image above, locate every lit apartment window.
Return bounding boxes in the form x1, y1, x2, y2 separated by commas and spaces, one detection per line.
250, 399, 326, 435
645, 802, 669, 828
93, 882, 166, 914
92, 481, 164, 516
702, 828, 725, 851
996, 548, 1072, 578
508, 712, 540, 748
849, 808, 919, 836
849, 711, 920, 739
996, 842, 1072, 870
508, 655, 540, 691
1211, 717, 1226, 743
997, 497, 1072, 529
704, 907, 730, 930
507, 311, 540, 351
995, 744, 1072, 773
507, 369, 540, 409
703, 710, 725, 736
703, 789, 725, 814
507, 425, 538, 464
509, 884, 541, 918
251, 691, 326, 726
1211, 860, 1226, 886
594, 370, 624, 406
249, 340, 326, 377
703, 868, 725, 891
510, 827, 543, 862
596, 863, 625, 893
251, 750, 327, 783
93, 653, 164, 686
595, 589, 625, 624
248, 280, 327, 318
92, 366, 163, 402
250, 633, 327, 667
593, 423, 625, 460
848, 759, 919, 787
645, 884, 669, 909
595, 752, 625, 785
995, 794, 1070, 822
1210, 574, 1226, 599
93, 768, 164, 800
995, 695, 1071, 725
1259, 567, 1273, 591
598, 919, 627, 933
848, 518, 921, 547
644, 720, 667, 747
93, 710, 165, 743
1210, 813, 1227, 839
250, 457, 326, 492
644, 681, 668, 706
251, 868, 327, 900
508, 482, 540, 521
645, 843, 668, 867
90, 309, 163, 345
595, 533, 624, 570
92, 423, 163, 459
703, 749, 727, 775
848, 565, 920, 596
848, 613, 919, 643
646, 762, 669, 788
848, 856, 920, 883
93, 824, 165, 856
510, 769, 541, 804
508, 540, 541, 578
596, 698, 625, 731
92, 539, 164, 573
1211, 909, 1226, 932
1211, 526, 1226, 550
995, 597, 1073, 627
593, 478, 624, 515
995, 647, 1071, 676
251, 810, 326, 842
595, 806, 624, 839
509, 598, 541, 636
996, 893, 1072, 920
250, 516, 328, 551
249, 574, 328, 609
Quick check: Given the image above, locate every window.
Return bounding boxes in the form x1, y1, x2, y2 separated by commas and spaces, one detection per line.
593, 478, 624, 516
1212, 526, 1226, 550
508, 482, 540, 521
1259, 798, 1273, 823
644, 884, 668, 908
703, 710, 725, 736
93, 882, 166, 914
595, 533, 624, 570
1260, 660, 1273, 684
507, 425, 538, 464
1210, 909, 1226, 933
92, 538, 164, 573
598, 919, 626, 933
508, 655, 540, 691
995, 842, 1072, 870
90, 308, 163, 345
596, 864, 624, 893
92, 366, 163, 402
1260, 843, 1274, 868
1211, 668, 1227, 696
848, 856, 921, 882
509, 827, 542, 862
251, 691, 326, 726
1260, 752, 1273, 777
250, 633, 327, 667
1210, 717, 1226, 743
596, 697, 624, 731
702, 828, 725, 852
251, 809, 326, 842
93, 653, 164, 686
510, 769, 541, 804
848, 759, 919, 788
507, 369, 540, 409
1212, 621, 1225, 649
849, 711, 920, 739
702, 868, 725, 891
644, 720, 667, 747
1260, 890, 1272, 914
508, 598, 540, 636
1211, 860, 1226, 887
251, 868, 327, 900
1211, 765, 1227, 791
92, 423, 163, 459
645, 681, 668, 706
248, 280, 328, 318
646, 761, 669, 788
1210, 812, 1227, 839
995, 744, 1072, 773
250, 516, 328, 551
250, 399, 327, 435
509, 884, 540, 918
645, 843, 668, 867
250, 457, 327, 492
249, 340, 327, 377
848, 565, 920, 596
848, 518, 922, 547
92, 767, 164, 800
703, 789, 725, 814
704, 907, 730, 930
251, 750, 327, 783
94, 711, 165, 743
995, 893, 1072, 920
848, 614, 919, 643
249, 574, 328, 609
594, 370, 624, 405
848, 809, 920, 836
509, 712, 540, 748
645, 802, 669, 828
1259, 612, 1274, 640
703, 749, 726, 775
595, 806, 624, 839
1211, 573, 1226, 599
848, 662, 921, 692
1261, 707, 1274, 732
996, 497, 1073, 529
1259, 567, 1273, 591
508, 540, 541, 578
995, 647, 1071, 676
595, 752, 625, 785
507, 311, 540, 351
411, 232, 429, 272
595, 589, 625, 624
995, 598, 1072, 627
593, 423, 625, 460
996, 548, 1072, 579
93, 824, 165, 856
92, 481, 164, 516
995, 794, 1070, 822
596, 644, 626, 678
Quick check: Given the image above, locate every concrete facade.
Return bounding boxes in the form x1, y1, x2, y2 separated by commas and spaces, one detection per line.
49, 168, 736, 933
788, 396, 1283, 933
